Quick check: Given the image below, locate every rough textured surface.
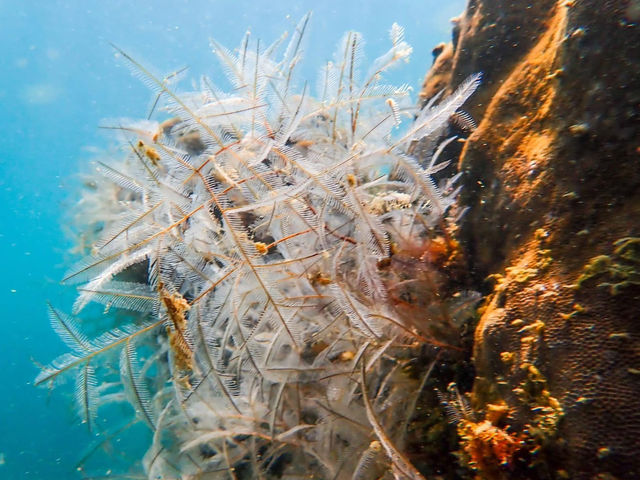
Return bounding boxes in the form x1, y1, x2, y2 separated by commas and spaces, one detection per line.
421, 0, 640, 478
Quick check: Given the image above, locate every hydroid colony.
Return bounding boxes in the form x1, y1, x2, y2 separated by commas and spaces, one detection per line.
37, 15, 479, 479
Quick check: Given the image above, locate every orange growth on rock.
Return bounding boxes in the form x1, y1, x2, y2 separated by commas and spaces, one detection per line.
459, 419, 524, 473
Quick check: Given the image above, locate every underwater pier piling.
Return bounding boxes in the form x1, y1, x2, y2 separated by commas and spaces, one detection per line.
422, 0, 640, 478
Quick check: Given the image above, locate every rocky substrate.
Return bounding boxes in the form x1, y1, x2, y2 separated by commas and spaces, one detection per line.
421, 1, 640, 478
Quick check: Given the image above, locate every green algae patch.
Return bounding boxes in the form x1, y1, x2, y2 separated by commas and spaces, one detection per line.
576, 237, 640, 295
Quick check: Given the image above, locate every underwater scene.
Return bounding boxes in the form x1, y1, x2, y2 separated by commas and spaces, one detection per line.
2, 0, 639, 479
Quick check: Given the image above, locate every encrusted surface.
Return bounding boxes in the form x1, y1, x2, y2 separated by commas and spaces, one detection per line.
422, 0, 640, 478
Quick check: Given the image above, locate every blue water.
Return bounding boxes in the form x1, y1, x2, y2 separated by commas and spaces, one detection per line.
0, 1, 464, 478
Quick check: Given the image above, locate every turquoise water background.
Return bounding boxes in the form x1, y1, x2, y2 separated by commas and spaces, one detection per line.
0, 1, 464, 478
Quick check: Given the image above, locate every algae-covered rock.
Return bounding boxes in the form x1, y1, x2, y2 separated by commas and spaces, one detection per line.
421, 0, 640, 478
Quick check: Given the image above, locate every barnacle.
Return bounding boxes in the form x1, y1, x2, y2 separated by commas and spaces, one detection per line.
36, 15, 479, 479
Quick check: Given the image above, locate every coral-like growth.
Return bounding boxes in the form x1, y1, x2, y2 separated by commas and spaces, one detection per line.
36, 16, 479, 479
